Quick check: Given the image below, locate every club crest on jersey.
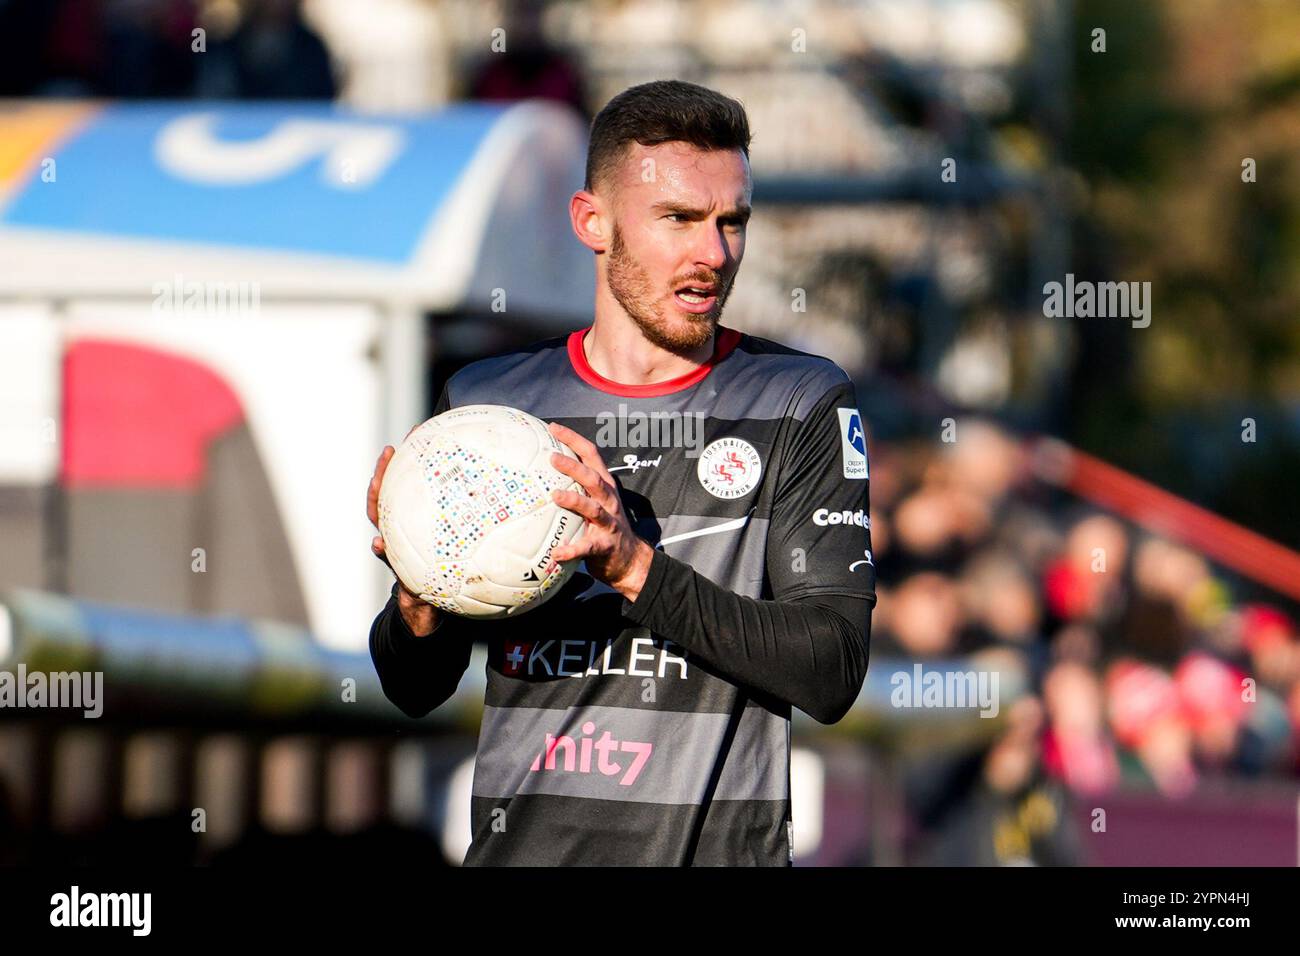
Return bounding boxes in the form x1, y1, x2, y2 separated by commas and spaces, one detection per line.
837, 408, 868, 479
697, 437, 762, 499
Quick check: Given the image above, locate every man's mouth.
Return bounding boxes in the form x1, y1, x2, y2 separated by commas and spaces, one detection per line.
674, 283, 720, 312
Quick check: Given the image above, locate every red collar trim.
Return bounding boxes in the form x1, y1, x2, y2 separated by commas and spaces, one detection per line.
567, 326, 742, 397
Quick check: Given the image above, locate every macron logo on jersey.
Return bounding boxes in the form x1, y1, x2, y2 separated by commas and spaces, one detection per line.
837, 408, 868, 479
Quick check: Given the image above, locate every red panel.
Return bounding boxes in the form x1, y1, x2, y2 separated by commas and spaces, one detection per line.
62, 339, 246, 488
1031, 438, 1300, 604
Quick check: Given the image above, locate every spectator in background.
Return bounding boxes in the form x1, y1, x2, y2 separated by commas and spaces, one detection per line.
912, 697, 1083, 865
1042, 513, 1130, 646
466, 0, 588, 118
879, 572, 962, 658
1240, 605, 1300, 694
1105, 659, 1197, 796
198, 0, 335, 100
1041, 659, 1120, 795
102, 0, 197, 97
0, 0, 198, 97
959, 549, 1043, 653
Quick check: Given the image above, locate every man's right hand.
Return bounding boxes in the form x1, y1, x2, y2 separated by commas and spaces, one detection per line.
368, 444, 440, 637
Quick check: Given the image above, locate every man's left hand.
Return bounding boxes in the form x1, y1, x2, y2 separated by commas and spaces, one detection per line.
546, 422, 655, 603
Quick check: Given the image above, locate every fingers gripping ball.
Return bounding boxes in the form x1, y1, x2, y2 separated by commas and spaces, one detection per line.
378, 405, 587, 618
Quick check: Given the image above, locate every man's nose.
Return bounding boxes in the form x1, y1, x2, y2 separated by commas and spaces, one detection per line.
693, 221, 730, 272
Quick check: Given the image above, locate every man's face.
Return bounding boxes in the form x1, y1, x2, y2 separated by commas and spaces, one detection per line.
602, 141, 751, 352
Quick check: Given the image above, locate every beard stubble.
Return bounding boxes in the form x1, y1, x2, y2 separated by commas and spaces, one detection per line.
606, 223, 733, 354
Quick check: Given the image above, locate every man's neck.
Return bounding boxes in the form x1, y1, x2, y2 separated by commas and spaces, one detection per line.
582, 316, 715, 386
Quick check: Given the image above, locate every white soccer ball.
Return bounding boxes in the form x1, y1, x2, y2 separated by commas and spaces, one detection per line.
378, 404, 587, 619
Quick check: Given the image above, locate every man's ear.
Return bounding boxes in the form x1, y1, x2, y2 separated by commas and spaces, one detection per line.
570, 189, 609, 253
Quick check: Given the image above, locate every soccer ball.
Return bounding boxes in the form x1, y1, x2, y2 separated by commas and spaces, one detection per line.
378, 404, 587, 619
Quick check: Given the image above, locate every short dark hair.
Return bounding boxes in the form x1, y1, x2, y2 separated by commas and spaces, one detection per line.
584, 80, 752, 192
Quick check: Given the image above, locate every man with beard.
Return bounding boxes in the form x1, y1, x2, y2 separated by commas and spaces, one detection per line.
366, 80, 876, 865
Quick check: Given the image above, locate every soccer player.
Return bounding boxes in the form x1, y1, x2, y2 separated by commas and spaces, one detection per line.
366, 80, 875, 866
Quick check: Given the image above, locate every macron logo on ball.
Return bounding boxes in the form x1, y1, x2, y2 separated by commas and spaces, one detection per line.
837, 408, 868, 479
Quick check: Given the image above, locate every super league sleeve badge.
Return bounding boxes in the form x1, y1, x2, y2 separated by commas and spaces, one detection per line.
837, 408, 868, 479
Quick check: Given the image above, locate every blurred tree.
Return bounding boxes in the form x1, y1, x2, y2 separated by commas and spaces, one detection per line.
1065, 0, 1300, 547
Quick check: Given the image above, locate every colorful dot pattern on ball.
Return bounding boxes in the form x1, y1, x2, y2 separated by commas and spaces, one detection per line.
421, 431, 568, 593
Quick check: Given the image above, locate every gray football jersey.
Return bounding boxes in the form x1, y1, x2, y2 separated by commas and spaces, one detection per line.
412, 326, 874, 865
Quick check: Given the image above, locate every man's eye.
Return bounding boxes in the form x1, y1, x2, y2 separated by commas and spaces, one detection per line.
666, 213, 688, 222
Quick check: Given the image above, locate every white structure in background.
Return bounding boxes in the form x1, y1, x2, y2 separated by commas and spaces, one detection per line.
304, 0, 455, 109
0, 99, 592, 652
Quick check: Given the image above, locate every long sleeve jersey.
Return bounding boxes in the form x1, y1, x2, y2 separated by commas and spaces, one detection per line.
370, 326, 876, 865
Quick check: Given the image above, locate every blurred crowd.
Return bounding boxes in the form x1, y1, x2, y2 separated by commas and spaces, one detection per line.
0, 0, 335, 99
0, 0, 589, 111
869, 421, 1300, 812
